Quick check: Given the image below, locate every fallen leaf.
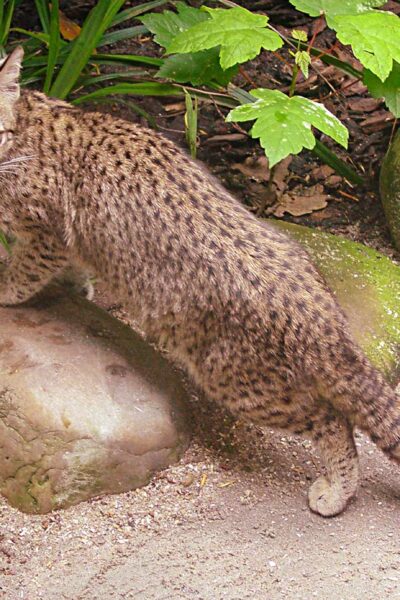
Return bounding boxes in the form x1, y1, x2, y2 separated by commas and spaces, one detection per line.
347, 97, 382, 113
273, 184, 329, 217
164, 101, 186, 112
59, 9, 81, 41
205, 133, 247, 144
311, 164, 335, 181
233, 155, 270, 182
272, 156, 292, 192
325, 174, 342, 188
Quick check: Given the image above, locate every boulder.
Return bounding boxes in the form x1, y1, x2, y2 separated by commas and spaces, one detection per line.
0, 288, 189, 514
270, 220, 400, 383
380, 129, 400, 250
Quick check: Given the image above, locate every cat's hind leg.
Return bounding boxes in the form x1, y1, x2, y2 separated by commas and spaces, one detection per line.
305, 404, 359, 517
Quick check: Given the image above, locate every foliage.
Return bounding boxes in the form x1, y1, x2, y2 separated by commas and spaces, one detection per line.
12, 0, 171, 99
3, 0, 400, 183
140, 2, 236, 85
167, 6, 283, 70
227, 89, 348, 167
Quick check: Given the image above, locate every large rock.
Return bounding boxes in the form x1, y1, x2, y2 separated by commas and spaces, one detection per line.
0, 288, 189, 514
380, 129, 400, 250
270, 220, 400, 383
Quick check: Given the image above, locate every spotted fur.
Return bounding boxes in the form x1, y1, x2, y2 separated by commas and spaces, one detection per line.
0, 48, 399, 516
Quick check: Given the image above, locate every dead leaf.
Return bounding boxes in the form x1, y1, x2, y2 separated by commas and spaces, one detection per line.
232, 155, 270, 182
348, 97, 381, 113
311, 164, 335, 181
273, 184, 329, 217
58, 9, 81, 41
325, 175, 342, 188
272, 156, 292, 192
205, 133, 247, 144
360, 111, 394, 131
164, 101, 186, 112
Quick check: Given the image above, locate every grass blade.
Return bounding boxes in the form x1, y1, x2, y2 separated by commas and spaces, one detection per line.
49, 0, 126, 99
313, 140, 364, 185
71, 82, 183, 104
184, 89, 198, 158
0, 230, 10, 253
0, 0, 16, 46
77, 69, 149, 88
43, 0, 60, 93
34, 0, 50, 34
98, 25, 148, 47
111, 0, 169, 27
94, 52, 163, 67
10, 26, 49, 44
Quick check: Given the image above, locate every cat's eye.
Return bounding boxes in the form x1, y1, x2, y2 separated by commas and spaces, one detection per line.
0, 129, 13, 146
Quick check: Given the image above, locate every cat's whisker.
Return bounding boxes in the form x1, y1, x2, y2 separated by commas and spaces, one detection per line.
0, 154, 36, 166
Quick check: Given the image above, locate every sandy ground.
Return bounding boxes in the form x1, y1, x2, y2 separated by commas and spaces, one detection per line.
1, 416, 400, 600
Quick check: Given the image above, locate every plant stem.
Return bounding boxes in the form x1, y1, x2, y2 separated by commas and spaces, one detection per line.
289, 64, 299, 98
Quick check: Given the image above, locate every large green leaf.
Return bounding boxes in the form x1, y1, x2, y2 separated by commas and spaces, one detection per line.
49, 0, 126, 99
335, 12, 400, 81
290, 0, 385, 26
158, 47, 237, 86
142, 3, 234, 86
227, 88, 348, 167
140, 1, 208, 48
168, 6, 283, 69
364, 62, 400, 117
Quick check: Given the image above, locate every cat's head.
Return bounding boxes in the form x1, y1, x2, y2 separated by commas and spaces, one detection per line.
0, 46, 23, 156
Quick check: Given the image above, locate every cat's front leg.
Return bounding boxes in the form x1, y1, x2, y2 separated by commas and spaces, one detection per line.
0, 232, 68, 305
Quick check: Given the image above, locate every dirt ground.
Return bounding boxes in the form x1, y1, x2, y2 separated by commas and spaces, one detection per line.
1, 426, 400, 599
1, 1, 400, 599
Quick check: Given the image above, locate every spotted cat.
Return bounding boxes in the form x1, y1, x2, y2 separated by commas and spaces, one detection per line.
0, 47, 398, 516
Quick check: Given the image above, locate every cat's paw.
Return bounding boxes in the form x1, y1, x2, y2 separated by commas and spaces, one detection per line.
308, 476, 353, 517
57, 268, 95, 300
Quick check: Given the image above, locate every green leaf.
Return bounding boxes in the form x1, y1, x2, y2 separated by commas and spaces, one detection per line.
290, 0, 385, 26
158, 47, 237, 86
292, 29, 308, 42
49, 0, 126, 99
140, 1, 208, 48
295, 50, 311, 79
168, 6, 283, 70
227, 88, 348, 167
143, 3, 235, 85
364, 62, 400, 117
335, 12, 400, 81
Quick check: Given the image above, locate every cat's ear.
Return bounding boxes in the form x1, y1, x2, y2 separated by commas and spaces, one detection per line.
0, 46, 24, 103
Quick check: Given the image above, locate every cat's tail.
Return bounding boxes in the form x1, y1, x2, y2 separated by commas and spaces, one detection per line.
320, 342, 400, 463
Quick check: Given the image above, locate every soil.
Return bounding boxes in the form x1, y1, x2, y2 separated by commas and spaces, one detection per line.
1, 2, 400, 599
